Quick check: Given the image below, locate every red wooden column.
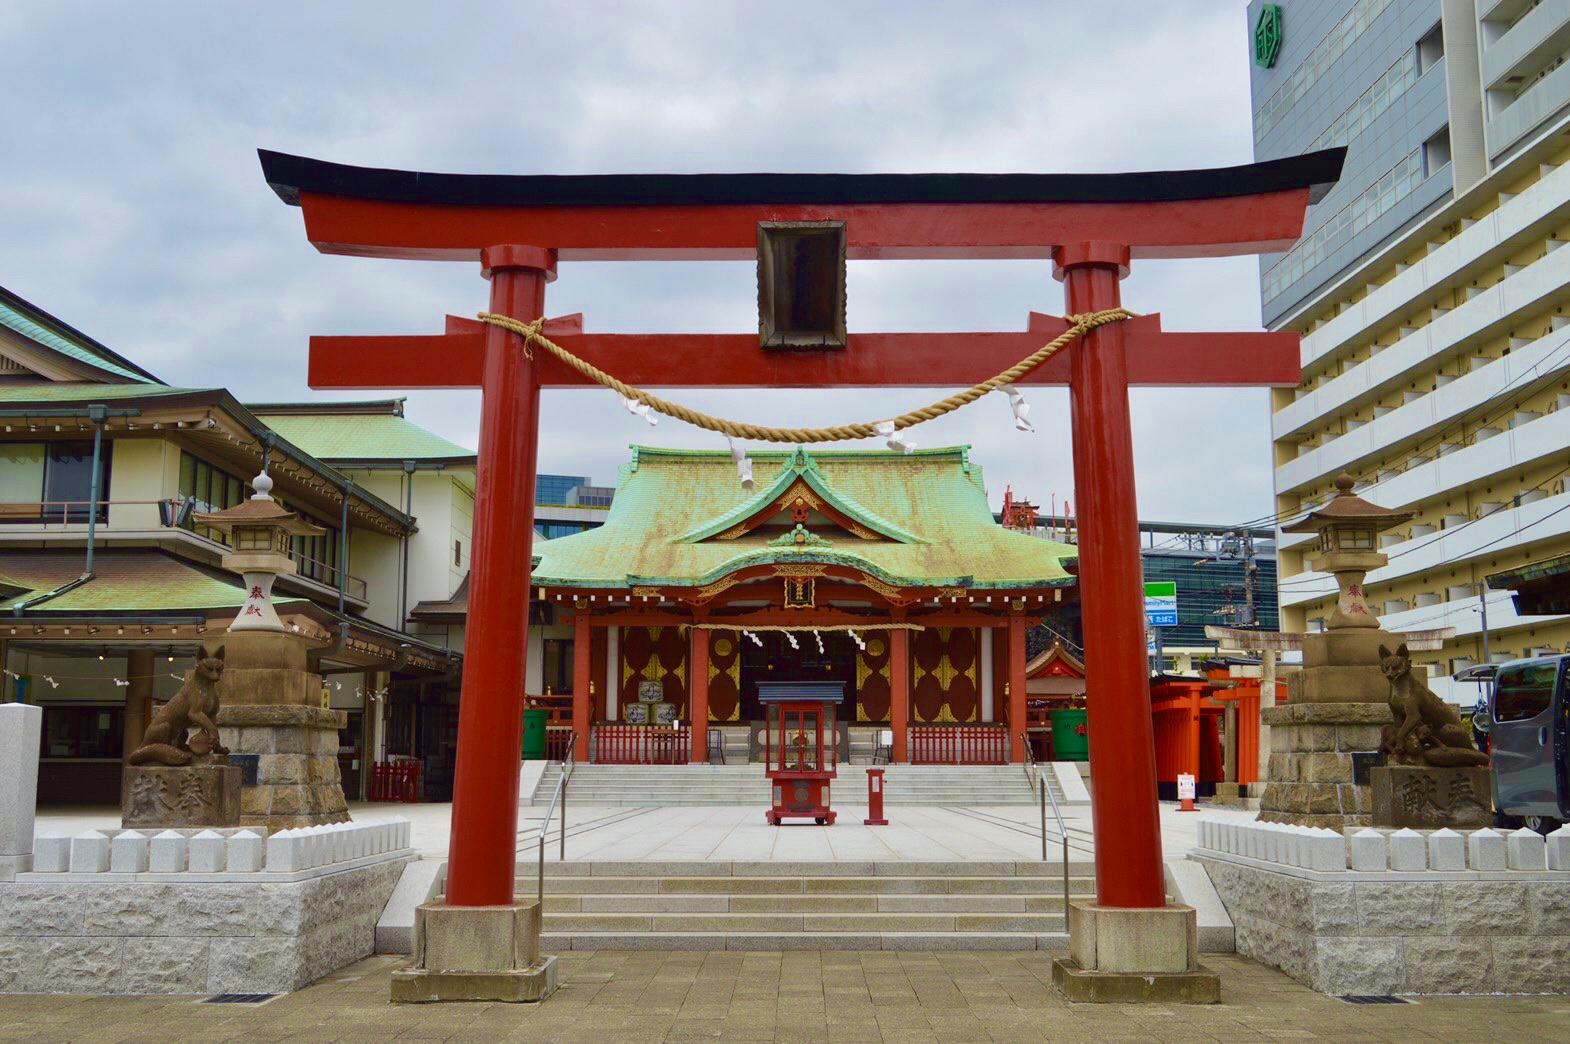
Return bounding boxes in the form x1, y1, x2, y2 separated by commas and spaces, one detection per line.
572, 610, 592, 763
1008, 615, 1028, 763
443, 245, 555, 908
689, 625, 710, 764
889, 626, 910, 763
1055, 241, 1166, 910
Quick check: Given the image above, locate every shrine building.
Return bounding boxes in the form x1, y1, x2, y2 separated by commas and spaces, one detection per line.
528, 443, 1076, 765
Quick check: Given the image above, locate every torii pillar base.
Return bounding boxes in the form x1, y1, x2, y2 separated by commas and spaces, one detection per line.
1052, 903, 1219, 1004
391, 901, 558, 1004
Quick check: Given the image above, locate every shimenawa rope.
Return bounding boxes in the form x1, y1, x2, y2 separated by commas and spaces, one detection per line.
476, 308, 1134, 445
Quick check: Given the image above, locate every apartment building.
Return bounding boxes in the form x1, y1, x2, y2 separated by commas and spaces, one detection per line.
1249, 0, 1570, 698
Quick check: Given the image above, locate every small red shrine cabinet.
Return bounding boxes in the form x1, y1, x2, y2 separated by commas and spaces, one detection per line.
759, 682, 840, 826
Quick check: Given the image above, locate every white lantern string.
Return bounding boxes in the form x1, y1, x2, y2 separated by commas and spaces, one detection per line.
785, 632, 799, 650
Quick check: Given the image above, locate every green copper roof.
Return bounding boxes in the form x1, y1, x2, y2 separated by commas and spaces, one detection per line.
679, 446, 921, 544
252, 411, 476, 463
0, 551, 244, 613
533, 445, 1076, 590
0, 297, 155, 383
0, 383, 201, 403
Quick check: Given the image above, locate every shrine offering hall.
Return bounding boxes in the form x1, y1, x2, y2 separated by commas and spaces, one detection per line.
533, 445, 1074, 765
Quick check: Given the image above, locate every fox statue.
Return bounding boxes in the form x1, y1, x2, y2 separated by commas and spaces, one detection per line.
1377, 643, 1490, 768
126, 645, 228, 766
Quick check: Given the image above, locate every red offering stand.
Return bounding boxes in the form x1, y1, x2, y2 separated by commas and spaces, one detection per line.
759, 682, 840, 826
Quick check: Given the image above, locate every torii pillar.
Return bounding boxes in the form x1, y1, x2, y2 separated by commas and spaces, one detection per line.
258, 145, 1342, 1003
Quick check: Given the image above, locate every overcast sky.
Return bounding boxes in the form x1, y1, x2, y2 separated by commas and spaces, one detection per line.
0, 1, 1280, 525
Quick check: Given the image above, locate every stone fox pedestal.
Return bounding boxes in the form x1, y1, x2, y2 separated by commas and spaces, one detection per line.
122, 763, 241, 828
215, 631, 349, 832
1371, 765, 1492, 829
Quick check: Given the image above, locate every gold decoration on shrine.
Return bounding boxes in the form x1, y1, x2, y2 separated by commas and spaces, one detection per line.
938, 586, 968, 599
641, 656, 662, 682
773, 563, 827, 578
868, 637, 887, 658
856, 574, 908, 603
783, 575, 815, 609
630, 585, 662, 598
573, 597, 590, 610
692, 574, 747, 602
713, 636, 734, 657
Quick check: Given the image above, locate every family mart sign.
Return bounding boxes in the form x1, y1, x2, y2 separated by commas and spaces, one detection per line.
1144, 581, 1178, 628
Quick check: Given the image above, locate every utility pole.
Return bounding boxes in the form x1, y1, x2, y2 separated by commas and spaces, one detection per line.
1478, 582, 1491, 667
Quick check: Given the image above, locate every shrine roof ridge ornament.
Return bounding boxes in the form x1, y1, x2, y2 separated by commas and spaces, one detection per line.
258, 148, 1346, 209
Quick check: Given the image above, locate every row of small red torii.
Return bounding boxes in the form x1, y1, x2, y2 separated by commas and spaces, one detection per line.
259, 147, 1343, 912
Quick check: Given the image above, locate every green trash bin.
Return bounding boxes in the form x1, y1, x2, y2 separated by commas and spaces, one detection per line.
1049, 708, 1089, 761
522, 708, 549, 760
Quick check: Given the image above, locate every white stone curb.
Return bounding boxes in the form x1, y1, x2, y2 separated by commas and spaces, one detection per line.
28, 816, 411, 877
1196, 815, 1570, 877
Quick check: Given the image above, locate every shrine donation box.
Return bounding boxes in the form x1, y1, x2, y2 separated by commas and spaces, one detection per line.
758, 681, 841, 826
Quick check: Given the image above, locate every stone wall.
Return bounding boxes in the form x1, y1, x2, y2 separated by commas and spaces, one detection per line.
1, 818, 413, 995
1192, 816, 1570, 995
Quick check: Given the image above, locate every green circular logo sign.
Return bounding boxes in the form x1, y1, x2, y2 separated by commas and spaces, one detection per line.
1255, 4, 1283, 69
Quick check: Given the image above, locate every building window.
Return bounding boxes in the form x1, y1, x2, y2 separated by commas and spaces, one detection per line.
0, 444, 46, 516
179, 451, 339, 582
1417, 24, 1444, 75
454, 539, 462, 566
179, 452, 246, 542
39, 704, 123, 759
1423, 127, 1452, 178
0, 441, 117, 523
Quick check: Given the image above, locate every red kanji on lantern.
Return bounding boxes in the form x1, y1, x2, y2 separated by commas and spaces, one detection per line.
249, 585, 264, 599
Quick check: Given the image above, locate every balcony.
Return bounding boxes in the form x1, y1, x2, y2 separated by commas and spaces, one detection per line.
1277, 315, 1570, 495
0, 497, 369, 603
1290, 159, 1570, 389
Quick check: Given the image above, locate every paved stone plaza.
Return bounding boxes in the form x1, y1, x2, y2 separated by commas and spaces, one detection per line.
2, 949, 1567, 1042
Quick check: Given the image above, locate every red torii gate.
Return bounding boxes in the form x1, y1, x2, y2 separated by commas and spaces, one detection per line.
259, 148, 1342, 914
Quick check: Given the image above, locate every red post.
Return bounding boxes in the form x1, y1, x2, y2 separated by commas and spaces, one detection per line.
572, 611, 592, 763
1008, 614, 1028, 764
864, 767, 888, 825
1055, 241, 1166, 909
889, 626, 910, 763
444, 245, 555, 908
689, 625, 710, 764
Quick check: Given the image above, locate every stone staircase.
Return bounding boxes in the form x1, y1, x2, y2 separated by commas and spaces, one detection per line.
529, 763, 1055, 806
519, 859, 1092, 951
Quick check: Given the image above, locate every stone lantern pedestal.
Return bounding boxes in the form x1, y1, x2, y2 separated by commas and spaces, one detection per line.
1256, 628, 1396, 829
216, 630, 348, 831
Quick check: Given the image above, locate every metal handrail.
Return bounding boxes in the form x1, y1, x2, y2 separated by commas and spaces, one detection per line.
536, 733, 576, 908
1022, 732, 1071, 925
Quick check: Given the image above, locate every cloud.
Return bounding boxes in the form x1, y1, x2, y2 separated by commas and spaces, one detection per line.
0, 0, 1278, 525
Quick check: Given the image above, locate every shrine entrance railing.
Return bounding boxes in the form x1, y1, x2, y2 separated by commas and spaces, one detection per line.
593, 724, 691, 765
909, 725, 1009, 765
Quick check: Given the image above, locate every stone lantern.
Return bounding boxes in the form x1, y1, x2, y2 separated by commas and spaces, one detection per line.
1280, 473, 1412, 631
193, 470, 325, 633
195, 469, 349, 830
1257, 475, 1413, 829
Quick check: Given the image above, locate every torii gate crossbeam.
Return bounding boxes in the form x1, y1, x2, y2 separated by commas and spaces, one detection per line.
259, 148, 1342, 912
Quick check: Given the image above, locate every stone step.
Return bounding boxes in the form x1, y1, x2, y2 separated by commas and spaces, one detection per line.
520, 875, 1093, 896
541, 911, 1067, 933
541, 893, 1088, 914
541, 931, 1069, 951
